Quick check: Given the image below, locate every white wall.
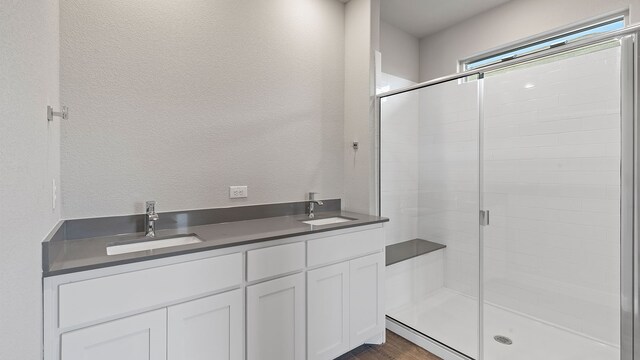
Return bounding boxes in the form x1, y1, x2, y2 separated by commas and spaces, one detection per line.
419, 0, 640, 81
343, 0, 379, 214
0, 1, 61, 359
61, 0, 346, 218
380, 21, 420, 83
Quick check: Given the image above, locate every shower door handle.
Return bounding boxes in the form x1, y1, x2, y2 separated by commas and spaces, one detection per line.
480, 210, 490, 226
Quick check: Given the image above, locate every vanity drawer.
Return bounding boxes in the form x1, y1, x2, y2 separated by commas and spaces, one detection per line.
247, 242, 306, 282
58, 252, 242, 330
307, 228, 384, 267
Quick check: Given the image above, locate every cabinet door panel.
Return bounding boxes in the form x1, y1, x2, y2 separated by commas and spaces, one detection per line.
350, 252, 384, 347
247, 273, 305, 360
168, 289, 243, 360
61, 309, 166, 360
307, 262, 350, 360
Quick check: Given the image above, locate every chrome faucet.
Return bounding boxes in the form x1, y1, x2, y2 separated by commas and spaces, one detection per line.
145, 201, 159, 237
307, 192, 324, 219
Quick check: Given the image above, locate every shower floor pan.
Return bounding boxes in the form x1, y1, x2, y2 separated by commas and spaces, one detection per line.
387, 287, 618, 360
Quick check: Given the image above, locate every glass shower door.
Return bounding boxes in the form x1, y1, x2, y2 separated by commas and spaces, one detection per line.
481, 41, 624, 360
382, 76, 481, 358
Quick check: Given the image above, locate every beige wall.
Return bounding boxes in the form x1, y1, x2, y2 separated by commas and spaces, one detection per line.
343, 0, 379, 214
0, 1, 61, 359
61, 0, 346, 218
419, 0, 639, 81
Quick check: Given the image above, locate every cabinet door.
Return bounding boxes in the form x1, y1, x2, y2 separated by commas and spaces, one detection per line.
168, 289, 243, 360
349, 252, 384, 347
307, 262, 350, 360
61, 309, 166, 360
247, 273, 305, 360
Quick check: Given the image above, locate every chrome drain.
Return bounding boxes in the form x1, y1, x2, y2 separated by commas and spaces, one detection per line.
494, 335, 513, 345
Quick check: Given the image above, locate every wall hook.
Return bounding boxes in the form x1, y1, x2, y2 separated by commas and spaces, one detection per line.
47, 105, 68, 122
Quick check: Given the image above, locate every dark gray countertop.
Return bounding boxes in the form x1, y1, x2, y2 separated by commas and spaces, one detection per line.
43, 210, 388, 277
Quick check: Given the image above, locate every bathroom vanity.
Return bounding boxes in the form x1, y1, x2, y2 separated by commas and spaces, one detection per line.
43, 201, 387, 360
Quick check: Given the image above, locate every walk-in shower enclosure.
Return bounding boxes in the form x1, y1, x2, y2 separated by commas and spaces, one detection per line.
379, 25, 639, 360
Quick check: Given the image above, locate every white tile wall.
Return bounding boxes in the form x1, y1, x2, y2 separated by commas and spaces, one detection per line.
417, 78, 480, 298
483, 45, 621, 345
386, 252, 444, 312
382, 44, 621, 348
381, 73, 448, 314
380, 73, 420, 247
382, 74, 479, 341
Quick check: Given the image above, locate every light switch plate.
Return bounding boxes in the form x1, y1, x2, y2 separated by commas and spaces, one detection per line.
229, 186, 248, 198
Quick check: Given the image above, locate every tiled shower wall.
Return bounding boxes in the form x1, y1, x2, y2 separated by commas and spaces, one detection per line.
379, 72, 419, 247
383, 44, 621, 346
379, 73, 433, 311
417, 79, 480, 298
482, 45, 621, 344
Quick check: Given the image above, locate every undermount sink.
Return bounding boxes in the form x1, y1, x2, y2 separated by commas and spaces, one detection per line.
106, 235, 202, 256
301, 216, 355, 226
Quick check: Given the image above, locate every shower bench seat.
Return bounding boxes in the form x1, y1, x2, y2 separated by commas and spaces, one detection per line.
385, 239, 446, 266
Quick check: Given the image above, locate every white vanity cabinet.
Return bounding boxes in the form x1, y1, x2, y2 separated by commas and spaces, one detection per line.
45, 252, 244, 360
44, 224, 385, 360
307, 262, 350, 360
306, 251, 385, 360
247, 273, 306, 360
59, 290, 244, 360
61, 309, 167, 360
349, 252, 384, 347
168, 289, 244, 360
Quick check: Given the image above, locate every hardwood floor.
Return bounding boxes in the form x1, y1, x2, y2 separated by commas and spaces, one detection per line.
336, 330, 442, 360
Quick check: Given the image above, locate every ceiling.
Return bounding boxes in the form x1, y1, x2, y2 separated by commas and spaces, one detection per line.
381, 0, 514, 38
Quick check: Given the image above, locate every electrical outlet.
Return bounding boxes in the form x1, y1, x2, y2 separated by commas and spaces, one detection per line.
229, 186, 248, 199
52, 178, 57, 210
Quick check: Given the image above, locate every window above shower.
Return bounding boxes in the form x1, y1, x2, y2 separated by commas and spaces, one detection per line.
461, 15, 625, 71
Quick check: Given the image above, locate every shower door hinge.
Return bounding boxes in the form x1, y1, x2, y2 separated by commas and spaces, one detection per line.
480, 210, 490, 226
47, 105, 68, 122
